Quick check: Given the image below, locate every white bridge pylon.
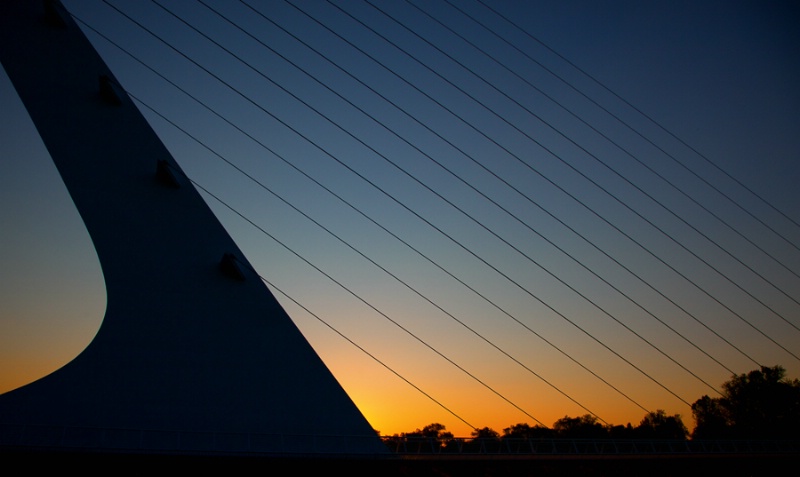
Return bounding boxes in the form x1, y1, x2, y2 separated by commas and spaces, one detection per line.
0, 0, 384, 455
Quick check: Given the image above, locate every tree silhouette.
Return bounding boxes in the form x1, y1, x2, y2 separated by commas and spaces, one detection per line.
397, 423, 455, 452
463, 426, 501, 453
607, 423, 635, 439
634, 410, 688, 439
691, 365, 800, 439
502, 422, 554, 439
552, 414, 608, 439
691, 395, 732, 439
471, 426, 500, 439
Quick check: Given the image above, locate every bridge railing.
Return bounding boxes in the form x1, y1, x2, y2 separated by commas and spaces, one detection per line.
3, 423, 799, 456
0, 423, 385, 455
380, 435, 800, 456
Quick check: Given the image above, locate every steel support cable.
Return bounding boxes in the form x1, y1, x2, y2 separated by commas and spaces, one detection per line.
277, 0, 775, 369
187, 167, 549, 428
177, 172, 476, 430
99, 1, 693, 407
262, 275, 477, 432
151, 164, 478, 431
235, 1, 760, 370
69, 2, 470, 437
257, 274, 477, 431
347, 0, 800, 340
150, 0, 710, 400
407, 0, 800, 292
93, 2, 560, 427
209, 0, 737, 380
125, 76, 610, 422
265, 1, 759, 392
312, 0, 800, 360
72, 14, 653, 417
466, 0, 800, 252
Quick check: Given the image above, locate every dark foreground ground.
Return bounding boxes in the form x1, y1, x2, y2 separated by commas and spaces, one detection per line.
2, 451, 795, 476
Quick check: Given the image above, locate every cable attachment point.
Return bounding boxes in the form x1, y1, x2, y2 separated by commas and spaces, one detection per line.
219, 253, 246, 281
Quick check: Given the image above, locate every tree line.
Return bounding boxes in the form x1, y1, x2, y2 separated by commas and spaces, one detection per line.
383, 365, 800, 442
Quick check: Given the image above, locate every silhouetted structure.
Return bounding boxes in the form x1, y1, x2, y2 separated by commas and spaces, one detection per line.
0, 0, 383, 455
692, 365, 800, 440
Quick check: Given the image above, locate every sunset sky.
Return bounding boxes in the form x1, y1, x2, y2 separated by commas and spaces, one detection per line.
1, 0, 799, 437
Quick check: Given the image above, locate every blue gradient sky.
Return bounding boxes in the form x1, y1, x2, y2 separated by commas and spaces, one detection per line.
1, 0, 799, 436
